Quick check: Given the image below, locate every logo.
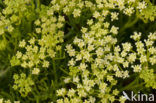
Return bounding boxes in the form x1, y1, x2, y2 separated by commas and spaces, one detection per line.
122, 91, 155, 102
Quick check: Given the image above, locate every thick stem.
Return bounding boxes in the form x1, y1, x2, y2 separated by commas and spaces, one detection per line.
35, 0, 40, 9
36, 96, 39, 103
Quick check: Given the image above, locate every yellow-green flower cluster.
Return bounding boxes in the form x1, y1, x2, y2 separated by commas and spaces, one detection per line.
4, 0, 155, 103
13, 36, 63, 74
0, 12, 14, 35
57, 20, 127, 102
114, 31, 156, 73
3, 0, 31, 15
13, 73, 34, 97
17, 38, 50, 69
35, 8, 65, 35
51, 0, 85, 17
140, 69, 156, 89
54, 0, 156, 102
12, 10, 65, 73
58, 28, 156, 102
138, 3, 156, 23
0, 98, 20, 103
0, 0, 33, 35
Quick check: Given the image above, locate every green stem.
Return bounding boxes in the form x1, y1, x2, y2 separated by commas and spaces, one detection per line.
28, 97, 35, 101
36, 96, 39, 103
132, 82, 145, 89
119, 17, 139, 33
120, 77, 139, 91
36, 0, 40, 9
52, 59, 57, 85
59, 67, 69, 75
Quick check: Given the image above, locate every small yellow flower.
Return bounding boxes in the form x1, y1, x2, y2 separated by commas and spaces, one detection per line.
110, 26, 119, 35
0, 99, 3, 103
8, 25, 14, 32
93, 11, 100, 18
36, 28, 41, 34
32, 68, 40, 75
28, 38, 35, 45
43, 60, 49, 68
73, 9, 81, 18
14, 101, 20, 103
34, 19, 40, 25
16, 51, 22, 59
19, 40, 26, 48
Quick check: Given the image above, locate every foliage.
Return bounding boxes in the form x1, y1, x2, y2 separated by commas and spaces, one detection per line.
0, 0, 156, 103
